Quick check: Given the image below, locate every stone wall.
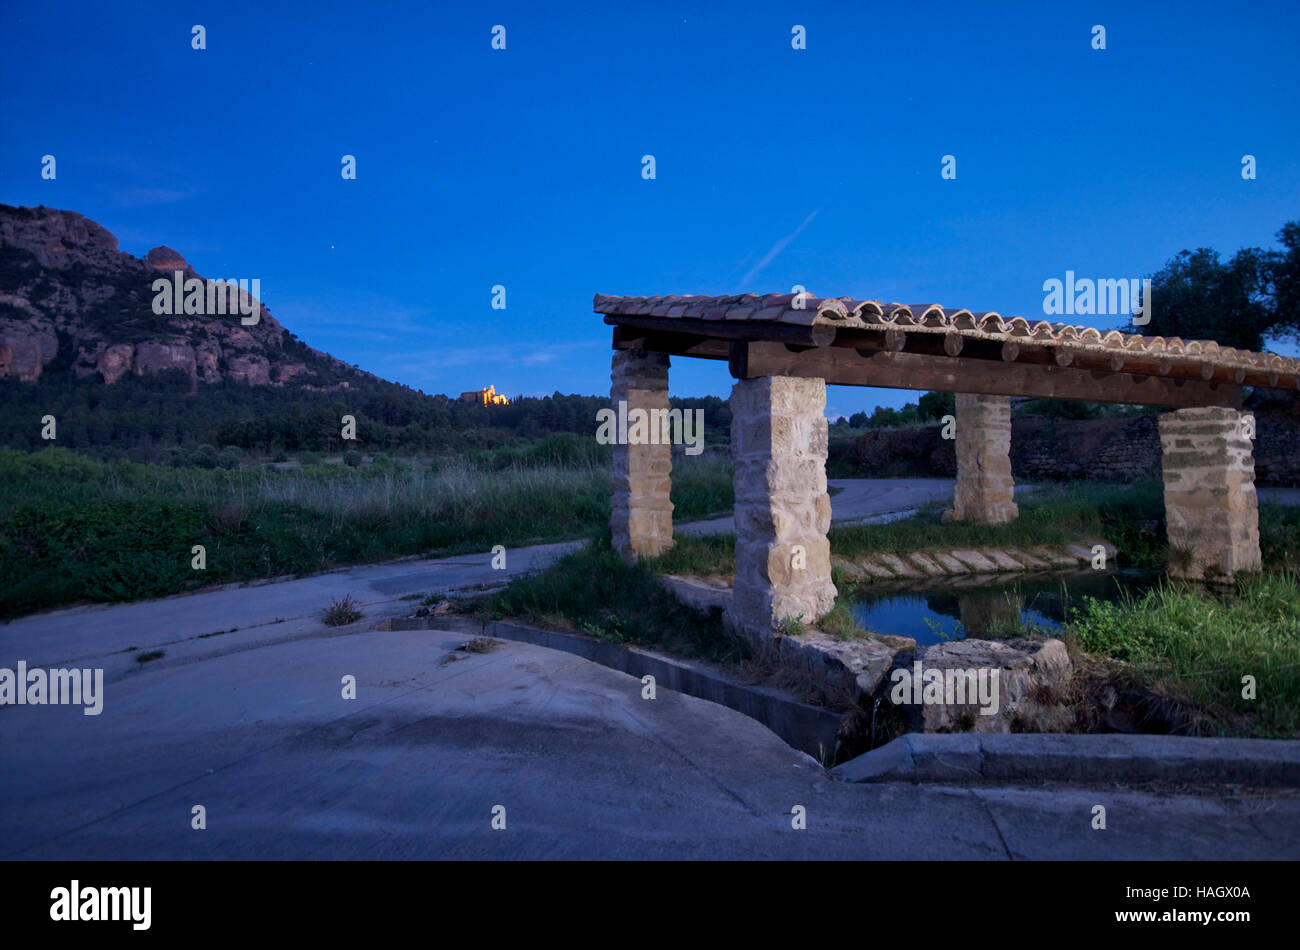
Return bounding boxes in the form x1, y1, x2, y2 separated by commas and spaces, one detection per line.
844, 393, 1300, 486
1250, 389, 1300, 486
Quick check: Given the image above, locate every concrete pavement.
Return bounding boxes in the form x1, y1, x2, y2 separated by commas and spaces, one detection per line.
4, 477, 1297, 859
679, 476, 962, 535
0, 541, 584, 671
3, 623, 1295, 860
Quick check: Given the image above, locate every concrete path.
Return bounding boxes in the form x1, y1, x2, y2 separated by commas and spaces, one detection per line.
0, 540, 585, 671
1261, 486, 1300, 506
680, 476, 962, 536
2, 624, 1293, 860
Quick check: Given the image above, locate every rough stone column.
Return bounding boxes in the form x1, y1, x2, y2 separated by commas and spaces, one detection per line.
725, 376, 837, 643
1158, 407, 1261, 580
949, 393, 1019, 524
609, 347, 673, 559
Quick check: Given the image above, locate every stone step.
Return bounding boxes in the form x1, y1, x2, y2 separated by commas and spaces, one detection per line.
948, 549, 1000, 573
932, 552, 971, 574
982, 549, 1026, 571
837, 539, 1118, 582
859, 560, 898, 579
1031, 547, 1082, 568
908, 552, 947, 576
875, 553, 923, 577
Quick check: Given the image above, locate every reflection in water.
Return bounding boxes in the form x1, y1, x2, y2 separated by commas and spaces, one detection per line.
850, 570, 1160, 646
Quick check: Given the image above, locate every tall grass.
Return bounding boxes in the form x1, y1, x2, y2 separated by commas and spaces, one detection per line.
0, 447, 731, 618
1066, 572, 1300, 738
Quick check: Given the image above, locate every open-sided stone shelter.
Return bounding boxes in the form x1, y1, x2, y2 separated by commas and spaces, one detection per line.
594, 292, 1300, 642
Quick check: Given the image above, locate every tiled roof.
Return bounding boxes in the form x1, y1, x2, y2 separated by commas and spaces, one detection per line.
593, 292, 1299, 388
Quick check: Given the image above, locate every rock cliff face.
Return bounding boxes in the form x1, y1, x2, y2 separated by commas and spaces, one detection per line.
0, 204, 363, 390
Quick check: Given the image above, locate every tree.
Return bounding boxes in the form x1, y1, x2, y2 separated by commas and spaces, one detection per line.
1264, 221, 1300, 341
868, 406, 900, 428
1138, 221, 1298, 351
1139, 247, 1270, 350
918, 391, 954, 421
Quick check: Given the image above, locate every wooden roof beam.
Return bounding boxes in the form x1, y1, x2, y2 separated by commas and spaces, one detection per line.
728, 340, 1243, 409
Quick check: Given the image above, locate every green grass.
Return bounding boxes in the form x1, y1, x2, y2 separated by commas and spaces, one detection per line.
646, 533, 736, 577
1066, 571, 1300, 738
1261, 501, 1300, 573
813, 600, 871, 640
638, 481, 1174, 583
481, 539, 749, 663
0, 446, 732, 619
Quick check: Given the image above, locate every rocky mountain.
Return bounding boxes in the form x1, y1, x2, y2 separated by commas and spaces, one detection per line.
0, 204, 367, 390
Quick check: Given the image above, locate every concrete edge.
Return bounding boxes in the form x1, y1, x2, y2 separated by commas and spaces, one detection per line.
831, 732, 1300, 787
389, 617, 846, 760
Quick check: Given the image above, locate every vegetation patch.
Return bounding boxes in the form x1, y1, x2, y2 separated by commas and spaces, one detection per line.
1064, 572, 1300, 738
645, 482, 1173, 585
482, 539, 749, 663
829, 482, 1166, 568
814, 600, 873, 641
458, 637, 501, 654
322, 594, 363, 627
647, 533, 735, 580
0, 447, 732, 619
1261, 502, 1300, 573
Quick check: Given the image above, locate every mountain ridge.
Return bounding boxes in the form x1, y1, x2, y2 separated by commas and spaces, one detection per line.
0, 203, 371, 391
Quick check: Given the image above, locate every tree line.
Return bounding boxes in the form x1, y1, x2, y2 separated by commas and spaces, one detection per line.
0, 366, 732, 460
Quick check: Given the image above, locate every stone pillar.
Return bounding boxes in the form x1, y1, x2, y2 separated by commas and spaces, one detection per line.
726, 376, 837, 643
609, 347, 674, 559
949, 393, 1019, 524
1158, 407, 1261, 580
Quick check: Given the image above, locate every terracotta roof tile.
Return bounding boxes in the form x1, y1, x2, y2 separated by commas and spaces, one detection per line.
592, 292, 1300, 386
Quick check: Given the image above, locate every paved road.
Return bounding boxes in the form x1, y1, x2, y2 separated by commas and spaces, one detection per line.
680, 476, 962, 535
3, 624, 1293, 859
1261, 486, 1300, 506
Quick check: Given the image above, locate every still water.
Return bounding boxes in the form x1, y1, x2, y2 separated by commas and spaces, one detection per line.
849, 570, 1161, 646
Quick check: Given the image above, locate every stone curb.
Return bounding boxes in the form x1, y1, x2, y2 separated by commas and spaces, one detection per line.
831, 732, 1300, 787
386, 617, 846, 759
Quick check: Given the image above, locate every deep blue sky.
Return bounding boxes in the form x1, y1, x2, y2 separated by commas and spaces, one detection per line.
3, 1, 1297, 419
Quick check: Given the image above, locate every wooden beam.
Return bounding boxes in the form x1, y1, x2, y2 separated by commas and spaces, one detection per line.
730, 341, 1243, 409
605, 315, 1292, 391
612, 326, 729, 359
605, 314, 834, 347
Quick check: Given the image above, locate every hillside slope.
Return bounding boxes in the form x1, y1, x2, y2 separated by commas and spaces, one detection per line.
0, 204, 366, 390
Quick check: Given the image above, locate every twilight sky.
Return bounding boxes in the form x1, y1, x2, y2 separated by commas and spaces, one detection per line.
2, 1, 1297, 419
